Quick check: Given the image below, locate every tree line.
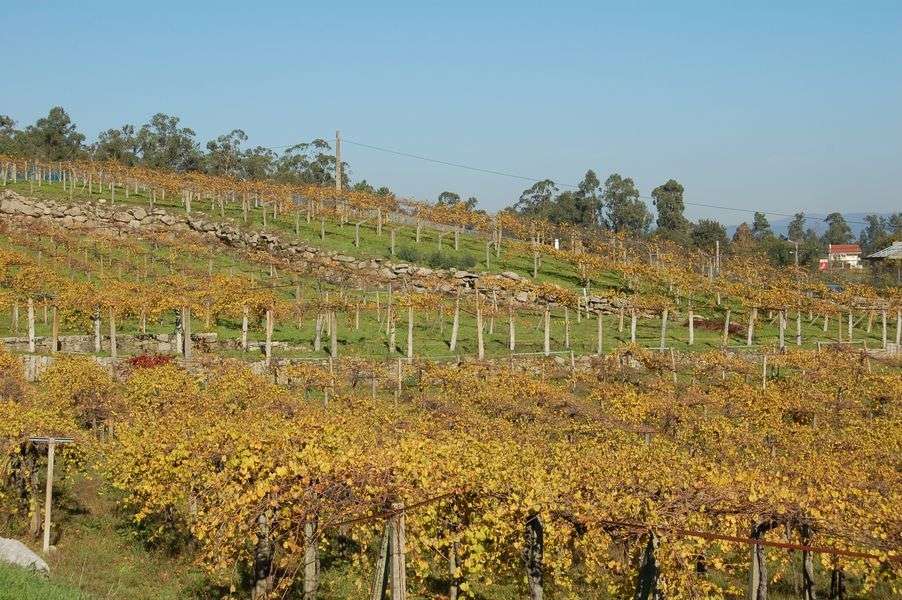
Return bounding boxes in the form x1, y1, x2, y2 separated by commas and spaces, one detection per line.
2, 106, 898, 268
507, 169, 900, 266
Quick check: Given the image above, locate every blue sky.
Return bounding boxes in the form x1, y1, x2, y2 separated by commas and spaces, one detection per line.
4, 1, 900, 223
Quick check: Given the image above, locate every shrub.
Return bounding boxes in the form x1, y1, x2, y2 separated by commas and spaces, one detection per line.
128, 354, 173, 369
396, 246, 476, 270
395, 245, 421, 263
426, 250, 476, 270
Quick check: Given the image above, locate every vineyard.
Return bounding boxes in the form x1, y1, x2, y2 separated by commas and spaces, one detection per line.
0, 157, 900, 599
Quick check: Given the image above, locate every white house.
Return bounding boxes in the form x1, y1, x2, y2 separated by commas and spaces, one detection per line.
826, 244, 862, 269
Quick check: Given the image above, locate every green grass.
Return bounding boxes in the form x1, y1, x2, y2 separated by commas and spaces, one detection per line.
0, 562, 88, 600
36, 473, 205, 600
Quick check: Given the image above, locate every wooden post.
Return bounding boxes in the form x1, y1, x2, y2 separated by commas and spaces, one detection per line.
761, 354, 767, 390
796, 311, 802, 346
304, 520, 319, 600
630, 309, 637, 344
390, 503, 408, 600
42, 439, 55, 554
370, 524, 391, 600
51, 306, 58, 354
634, 532, 660, 600
881, 309, 887, 349
449, 542, 460, 600
330, 311, 338, 358
847, 311, 853, 342
335, 130, 342, 193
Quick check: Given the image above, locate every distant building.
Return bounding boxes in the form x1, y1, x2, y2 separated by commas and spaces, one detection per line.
865, 240, 902, 283
826, 244, 862, 269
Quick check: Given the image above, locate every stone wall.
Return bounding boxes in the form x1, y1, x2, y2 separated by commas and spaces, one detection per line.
0, 189, 625, 313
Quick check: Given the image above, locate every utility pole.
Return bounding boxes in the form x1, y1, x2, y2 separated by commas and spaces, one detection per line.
715, 240, 720, 274
335, 130, 342, 193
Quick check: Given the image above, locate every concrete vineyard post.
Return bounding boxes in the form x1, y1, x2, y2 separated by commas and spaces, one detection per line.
27, 297, 35, 353
688, 306, 694, 346
475, 293, 485, 360
42, 440, 55, 554
508, 298, 516, 352
183, 307, 192, 363
94, 310, 101, 354
524, 512, 544, 600
564, 307, 570, 349
722, 309, 731, 345
264, 309, 273, 366
449, 293, 460, 352
596, 311, 603, 356
659, 309, 668, 350
241, 305, 249, 351
543, 307, 551, 356
407, 306, 414, 359
747, 308, 756, 347
109, 307, 117, 359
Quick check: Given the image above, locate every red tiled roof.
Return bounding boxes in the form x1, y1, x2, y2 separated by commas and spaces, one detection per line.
828, 244, 861, 254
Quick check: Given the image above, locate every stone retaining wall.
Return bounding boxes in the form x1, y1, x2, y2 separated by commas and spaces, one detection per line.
1, 190, 627, 313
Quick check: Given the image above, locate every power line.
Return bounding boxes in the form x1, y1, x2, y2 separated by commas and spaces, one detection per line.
338, 137, 873, 227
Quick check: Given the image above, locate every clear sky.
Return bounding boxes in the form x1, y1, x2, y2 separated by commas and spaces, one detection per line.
4, 1, 901, 222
